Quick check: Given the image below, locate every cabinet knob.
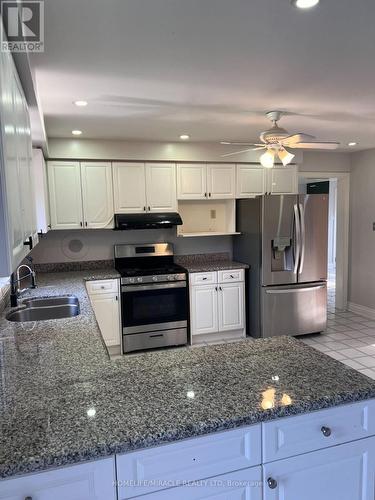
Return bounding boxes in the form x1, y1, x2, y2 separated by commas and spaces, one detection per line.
267, 477, 278, 489
148, 206, 151, 211
204, 192, 207, 198
321, 426, 332, 437
143, 206, 146, 211
208, 192, 211, 197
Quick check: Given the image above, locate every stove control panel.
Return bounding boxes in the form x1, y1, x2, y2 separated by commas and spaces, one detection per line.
121, 273, 186, 285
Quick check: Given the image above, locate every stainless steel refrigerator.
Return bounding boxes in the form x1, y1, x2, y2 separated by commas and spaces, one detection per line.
234, 194, 328, 338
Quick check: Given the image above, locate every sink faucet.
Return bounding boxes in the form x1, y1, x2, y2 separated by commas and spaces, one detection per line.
10, 264, 37, 307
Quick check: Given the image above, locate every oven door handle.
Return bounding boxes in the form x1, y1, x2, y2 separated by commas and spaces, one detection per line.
122, 282, 186, 292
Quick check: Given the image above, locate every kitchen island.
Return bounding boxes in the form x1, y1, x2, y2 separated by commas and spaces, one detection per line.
1, 270, 375, 499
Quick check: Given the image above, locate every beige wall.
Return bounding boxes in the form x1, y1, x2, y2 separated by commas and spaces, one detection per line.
300, 151, 351, 173
47, 138, 304, 164
348, 149, 375, 309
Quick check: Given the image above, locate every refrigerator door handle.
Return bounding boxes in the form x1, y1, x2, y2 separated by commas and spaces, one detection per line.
299, 203, 306, 275
293, 203, 301, 275
265, 285, 326, 294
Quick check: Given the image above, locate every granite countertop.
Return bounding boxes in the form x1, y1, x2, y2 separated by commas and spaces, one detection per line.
1, 270, 375, 480
181, 260, 249, 273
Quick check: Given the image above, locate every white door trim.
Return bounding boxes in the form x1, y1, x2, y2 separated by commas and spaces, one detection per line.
298, 171, 350, 310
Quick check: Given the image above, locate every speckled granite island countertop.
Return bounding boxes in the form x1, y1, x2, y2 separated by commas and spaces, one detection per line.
1, 269, 375, 480
175, 253, 249, 273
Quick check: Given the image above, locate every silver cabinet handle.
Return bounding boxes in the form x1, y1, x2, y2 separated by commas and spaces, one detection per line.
267, 477, 278, 489
321, 426, 332, 437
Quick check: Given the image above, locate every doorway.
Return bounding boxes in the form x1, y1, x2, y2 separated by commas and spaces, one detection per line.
298, 173, 348, 311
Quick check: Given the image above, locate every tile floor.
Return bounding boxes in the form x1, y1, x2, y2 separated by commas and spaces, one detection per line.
299, 267, 375, 380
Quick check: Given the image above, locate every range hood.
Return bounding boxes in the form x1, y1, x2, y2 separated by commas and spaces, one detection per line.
114, 212, 183, 230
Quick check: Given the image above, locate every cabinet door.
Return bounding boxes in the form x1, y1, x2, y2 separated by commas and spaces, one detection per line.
81, 162, 114, 228
138, 467, 262, 500
207, 163, 235, 199
48, 161, 83, 229
113, 162, 146, 213
90, 292, 121, 347
191, 285, 218, 336
218, 282, 244, 332
145, 163, 177, 212
268, 166, 298, 194
32, 148, 51, 235
263, 436, 375, 500
0, 457, 116, 500
177, 163, 207, 199
236, 165, 265, 197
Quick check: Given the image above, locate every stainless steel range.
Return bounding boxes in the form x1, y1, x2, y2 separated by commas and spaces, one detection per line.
114, 243, 188, 353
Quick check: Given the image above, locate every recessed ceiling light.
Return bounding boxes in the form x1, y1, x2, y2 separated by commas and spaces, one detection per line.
74, 100, 88, 107
72, 130, 82, 136
291, 0, 320, 9
348, 142, 357, 147
180, 134, 190, 140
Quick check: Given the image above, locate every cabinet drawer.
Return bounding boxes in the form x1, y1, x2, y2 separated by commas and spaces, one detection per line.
262, 399, 375, 463
189, 271, 217, 286
138, 467, 262, 499
0, 458, 116, 500
116, 424, 262, 499
218, 269, 244, 283
86, 279, 118, 295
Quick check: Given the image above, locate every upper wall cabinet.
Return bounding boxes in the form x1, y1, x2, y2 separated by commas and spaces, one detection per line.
236, 165, 266, 198
32, 149, 51, 235
48, 161, 114, 230
81, 162, 114, 228
267, 165, 298, 195
113, 162, 177, 213
0, 48, 38, 276
177, 163, 235, 200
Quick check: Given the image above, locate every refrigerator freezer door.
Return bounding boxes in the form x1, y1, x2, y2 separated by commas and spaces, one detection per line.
262, 195, 298, 286
261, 282, 327, 337
298, 194, 329, 283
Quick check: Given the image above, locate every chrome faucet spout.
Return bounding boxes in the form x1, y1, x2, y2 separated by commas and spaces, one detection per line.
10, 264, 37, 307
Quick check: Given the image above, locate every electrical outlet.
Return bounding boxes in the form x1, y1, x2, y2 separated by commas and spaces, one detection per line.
210, 209, 216, 219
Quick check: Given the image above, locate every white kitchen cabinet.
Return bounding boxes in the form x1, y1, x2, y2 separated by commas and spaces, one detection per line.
177, 163, 235, 200
139, 467, 263, 499
207, 163, 236, 199
0, 457, 116, 500
0, 47, 38, 276
218, 282, 245, 332
236, 165, 266, 197
32, 148, 51, 235
145, 163, 177, 212
87, 279, 121, 348
177, 163, 207, 199
113, 162, 177, 213
263, 436, 375, 500
266, 166, 298, 194
190, 270, 245, 339
48, 161, 114, 230
113, 162, 146, 213
191, 284, 219, 336
48, 161, 83, 230
117, 424, 261, 499
81, 162, 114, 228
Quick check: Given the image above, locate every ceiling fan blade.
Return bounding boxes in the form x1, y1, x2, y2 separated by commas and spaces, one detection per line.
289, 141, 340, 150
281, 133, 316, 146
220, 141, 260, 146
221, 147, 262, 157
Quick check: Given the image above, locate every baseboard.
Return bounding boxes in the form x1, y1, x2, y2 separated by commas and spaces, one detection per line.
348, 302, 375, 320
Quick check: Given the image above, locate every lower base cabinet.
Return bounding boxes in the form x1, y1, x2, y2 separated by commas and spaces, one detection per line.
263, 436, 375, 500
138, 467, 262, 499
0, 457, 116, 500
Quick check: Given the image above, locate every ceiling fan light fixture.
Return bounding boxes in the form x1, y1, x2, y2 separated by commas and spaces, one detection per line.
260, 150, 275, 169
278, 148, 295, 166
291, 0, 320, 9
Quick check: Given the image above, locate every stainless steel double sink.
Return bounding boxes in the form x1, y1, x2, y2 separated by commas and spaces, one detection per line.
6, 296, 80, 322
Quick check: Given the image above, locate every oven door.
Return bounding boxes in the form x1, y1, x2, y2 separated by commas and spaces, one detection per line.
121, 282, 187, 334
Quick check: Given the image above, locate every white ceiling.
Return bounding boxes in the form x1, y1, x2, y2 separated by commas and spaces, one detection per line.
31, 0, 375, 149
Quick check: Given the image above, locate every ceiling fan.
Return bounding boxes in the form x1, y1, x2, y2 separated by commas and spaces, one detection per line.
220, 111, 340, 168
